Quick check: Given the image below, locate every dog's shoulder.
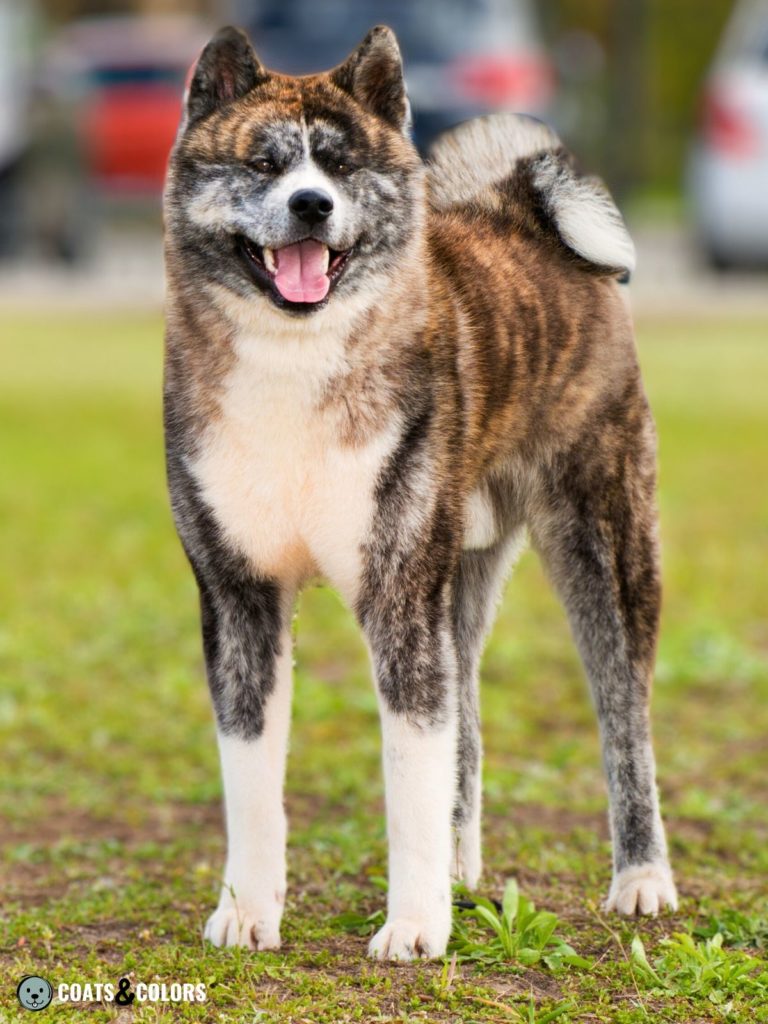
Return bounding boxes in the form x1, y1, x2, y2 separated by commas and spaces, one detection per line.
426, 113, 635, 279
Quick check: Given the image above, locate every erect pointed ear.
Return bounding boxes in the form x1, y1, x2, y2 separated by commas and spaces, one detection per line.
185, 26, 267, 124
330, 25, 410, 132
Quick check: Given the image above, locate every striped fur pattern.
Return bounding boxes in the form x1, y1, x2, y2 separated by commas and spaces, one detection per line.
163, 25, 676, 960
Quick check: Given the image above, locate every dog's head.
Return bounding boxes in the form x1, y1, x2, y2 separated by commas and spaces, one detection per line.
165, 25, 423, 320
17, 976, 53, 1011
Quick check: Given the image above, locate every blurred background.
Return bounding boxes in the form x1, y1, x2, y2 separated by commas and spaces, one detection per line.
1, 0, 768, 308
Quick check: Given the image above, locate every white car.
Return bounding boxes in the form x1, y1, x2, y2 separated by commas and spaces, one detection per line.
0, 0, 36, 256
689, 0, 768, 268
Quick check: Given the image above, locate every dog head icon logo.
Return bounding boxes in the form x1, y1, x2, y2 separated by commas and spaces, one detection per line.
17, 976, 53, 1011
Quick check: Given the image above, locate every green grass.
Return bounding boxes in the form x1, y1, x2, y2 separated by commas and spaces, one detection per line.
1, 311, 766, 1022
631, 931, 768, 1007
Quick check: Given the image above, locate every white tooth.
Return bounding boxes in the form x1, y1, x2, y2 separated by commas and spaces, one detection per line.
263, 247, 276, 273
321, 245, 329, 274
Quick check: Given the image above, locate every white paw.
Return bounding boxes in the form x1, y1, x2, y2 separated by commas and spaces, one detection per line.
204, 906, 281, 951
368, 916, 450, 961
606, 862, 678, 916
452, 828, 482, 889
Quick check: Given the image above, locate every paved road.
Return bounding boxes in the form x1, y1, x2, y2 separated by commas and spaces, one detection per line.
630, 223, 768, 317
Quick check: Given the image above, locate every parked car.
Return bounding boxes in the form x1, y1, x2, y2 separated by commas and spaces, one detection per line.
689, 0, 768, 268
23, 14, 209, 261
43, 15, 211, 195
0, 0, 37, 257
226, 0, 555, 149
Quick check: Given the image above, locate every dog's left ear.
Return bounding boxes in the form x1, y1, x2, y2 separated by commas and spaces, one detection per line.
331, 26, 410, 133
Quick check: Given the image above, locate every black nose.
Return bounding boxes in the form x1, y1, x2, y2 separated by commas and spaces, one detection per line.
288, 188, 333, 225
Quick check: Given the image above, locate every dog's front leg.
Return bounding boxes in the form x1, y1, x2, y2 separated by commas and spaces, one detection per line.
361, 592, 458, 961
199, 581, 293, 951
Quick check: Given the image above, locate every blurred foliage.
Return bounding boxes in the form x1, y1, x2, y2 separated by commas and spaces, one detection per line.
546, 0, 736, 197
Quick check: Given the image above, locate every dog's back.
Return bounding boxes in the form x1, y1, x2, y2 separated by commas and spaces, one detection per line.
418, 114, 644, 495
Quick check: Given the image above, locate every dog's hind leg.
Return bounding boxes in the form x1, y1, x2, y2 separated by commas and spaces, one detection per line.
451, 537, 520, 888
530, 408, 677, 916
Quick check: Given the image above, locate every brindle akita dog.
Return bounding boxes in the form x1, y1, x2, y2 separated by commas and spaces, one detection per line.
163, 25, 678, 960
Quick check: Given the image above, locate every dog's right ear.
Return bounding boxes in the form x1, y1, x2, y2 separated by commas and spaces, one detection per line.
185, 26, 267, 124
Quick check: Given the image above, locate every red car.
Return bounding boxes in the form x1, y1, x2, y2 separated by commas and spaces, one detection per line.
45, 14, 210, 195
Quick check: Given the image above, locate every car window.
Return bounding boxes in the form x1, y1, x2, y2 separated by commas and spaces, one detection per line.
88, 66, 183, 87
237, 0, 537, 71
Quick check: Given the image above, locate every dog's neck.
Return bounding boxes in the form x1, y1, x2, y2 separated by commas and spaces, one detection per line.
165, 218, 430, 448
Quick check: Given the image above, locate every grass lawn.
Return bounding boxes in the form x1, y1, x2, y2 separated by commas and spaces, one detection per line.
1, 310, 766, 1023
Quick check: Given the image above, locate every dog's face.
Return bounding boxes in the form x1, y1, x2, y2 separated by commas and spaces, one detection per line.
17, 976, 53, 1011
165, 26, 423, 319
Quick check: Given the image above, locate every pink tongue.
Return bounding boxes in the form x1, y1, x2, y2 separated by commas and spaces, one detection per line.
273, 239, 330, 303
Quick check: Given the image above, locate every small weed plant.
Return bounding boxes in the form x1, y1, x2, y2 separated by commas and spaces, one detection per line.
631, 931, 768, 1006
511, 997, 574, 1023
449, 879, 591, 972
332, 906, 386, 936
694, 907, 768, 951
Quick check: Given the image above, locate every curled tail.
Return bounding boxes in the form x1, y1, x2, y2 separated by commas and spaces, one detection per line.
426, 113, 635, 279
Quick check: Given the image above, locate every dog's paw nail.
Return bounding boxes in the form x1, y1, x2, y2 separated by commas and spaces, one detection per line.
204, 908, 281, 951
368, 917, 448, 961
605, 863, 678, 917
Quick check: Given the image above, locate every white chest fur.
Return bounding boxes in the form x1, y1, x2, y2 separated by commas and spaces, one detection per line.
189, 330, 401, 600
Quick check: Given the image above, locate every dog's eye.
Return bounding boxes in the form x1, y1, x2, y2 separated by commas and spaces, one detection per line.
248, 157, 276, 174
335, 162, 355, 176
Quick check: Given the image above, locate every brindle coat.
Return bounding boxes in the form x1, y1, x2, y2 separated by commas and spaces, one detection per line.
163, 25, 677, 960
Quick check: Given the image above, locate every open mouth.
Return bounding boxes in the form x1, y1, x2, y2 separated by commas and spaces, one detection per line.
237, 235, 352, 313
